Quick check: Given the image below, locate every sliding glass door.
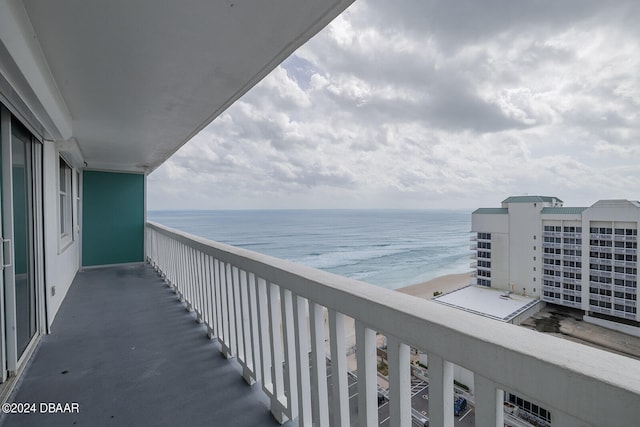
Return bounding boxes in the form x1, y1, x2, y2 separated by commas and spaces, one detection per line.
11, 121, 36, 360
0, 105, 44, 384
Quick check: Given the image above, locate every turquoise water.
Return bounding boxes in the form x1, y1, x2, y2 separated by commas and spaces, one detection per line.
148, 209, 471, 290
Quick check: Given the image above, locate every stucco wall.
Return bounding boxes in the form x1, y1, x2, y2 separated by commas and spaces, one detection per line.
82, 170, 144, 267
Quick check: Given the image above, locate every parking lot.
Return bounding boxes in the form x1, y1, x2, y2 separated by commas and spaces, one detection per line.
326, 360, 475, 426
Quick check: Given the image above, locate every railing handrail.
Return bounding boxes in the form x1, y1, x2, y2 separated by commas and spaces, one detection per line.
146, 221, 640, 427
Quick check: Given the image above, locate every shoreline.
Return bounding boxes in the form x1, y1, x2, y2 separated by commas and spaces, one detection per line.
395, 271, 472, 300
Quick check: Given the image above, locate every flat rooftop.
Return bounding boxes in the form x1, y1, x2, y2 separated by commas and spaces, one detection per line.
434, 286, 539, 322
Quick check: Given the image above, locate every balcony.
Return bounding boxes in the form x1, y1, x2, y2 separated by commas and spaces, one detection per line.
563, 232, 581, 239
0, 265, 285, 427
4, 222, 638, 427
590, 233, 613, 240
542, 231, 562, 238
563, 244, 582, 251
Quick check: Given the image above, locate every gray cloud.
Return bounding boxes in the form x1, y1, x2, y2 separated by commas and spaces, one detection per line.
148, 0, 640, 210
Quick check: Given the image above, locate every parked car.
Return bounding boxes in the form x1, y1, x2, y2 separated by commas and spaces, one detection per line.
454, 396, 467, 416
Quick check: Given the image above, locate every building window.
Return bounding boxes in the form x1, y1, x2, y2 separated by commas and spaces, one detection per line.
59, 156, 73, 246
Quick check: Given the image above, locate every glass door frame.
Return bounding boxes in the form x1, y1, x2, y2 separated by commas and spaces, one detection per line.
0, 104, 45, 380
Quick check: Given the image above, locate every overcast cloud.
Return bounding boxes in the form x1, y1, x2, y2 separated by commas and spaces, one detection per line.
148, 0, 640, 210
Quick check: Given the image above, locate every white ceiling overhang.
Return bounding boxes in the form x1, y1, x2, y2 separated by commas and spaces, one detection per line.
1, 0, 354, 172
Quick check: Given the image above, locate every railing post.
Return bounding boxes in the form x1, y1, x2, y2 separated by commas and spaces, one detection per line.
239, 270, 255, 385
293, 294, 312, 426
247, 273, 262, 382
329, 309, 350, 427
231, 266, 243, 362
267, 282, 287, 423
223, 262, 236, 358
217, 261, 232, 358
256, 277, 273, 396
280, 288, 298, 421
309, 302, 329, 426
204, 255, 216, 339
474, 374, 504, 427
387, 336, 411, 427
355, 321, 378, 426
213, 259, 224, 341
429, 353, 454, 427
194, 251, 204, 323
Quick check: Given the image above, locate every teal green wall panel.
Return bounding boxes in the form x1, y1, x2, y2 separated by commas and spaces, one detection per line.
82, 171, 144, 266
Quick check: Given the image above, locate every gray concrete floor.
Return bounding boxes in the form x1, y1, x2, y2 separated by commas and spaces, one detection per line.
0, 264, 292, 427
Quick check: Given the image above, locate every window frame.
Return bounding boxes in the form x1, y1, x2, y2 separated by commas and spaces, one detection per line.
58, 155, 73, 250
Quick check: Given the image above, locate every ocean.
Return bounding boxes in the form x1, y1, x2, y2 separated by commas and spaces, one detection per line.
147, 209, 472, 290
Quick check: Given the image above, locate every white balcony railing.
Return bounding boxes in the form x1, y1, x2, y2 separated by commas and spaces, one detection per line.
145, 222, 640, 427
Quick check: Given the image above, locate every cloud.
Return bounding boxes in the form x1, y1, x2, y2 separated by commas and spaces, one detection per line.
148, 0, 640, 210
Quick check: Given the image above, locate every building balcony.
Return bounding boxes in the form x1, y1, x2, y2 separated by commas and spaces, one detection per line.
563, 244, 582, 251
562, 232, 581, 239
4, 222, 637, 427
0, 265, 285, 427
542, 242, 561, 249
590, 233, 613, 240
614, 247, 637, 256
613, 297, 635, 307
614, 285, 627, 294
543, 231, 562, 238
562, 277, 582, 286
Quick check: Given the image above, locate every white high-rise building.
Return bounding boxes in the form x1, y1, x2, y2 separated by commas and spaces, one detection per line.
472, 196, 639, 330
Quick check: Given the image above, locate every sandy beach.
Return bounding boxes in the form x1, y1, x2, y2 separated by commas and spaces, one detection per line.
396, 271, 472, 300
323, 271, 472, 372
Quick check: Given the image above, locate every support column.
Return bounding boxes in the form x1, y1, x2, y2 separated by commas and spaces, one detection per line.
356, 321, 378, 426
387, 336, 411, 427
329, 309, 349, 427
428, 353, 454, 427
474, 374, 504, 427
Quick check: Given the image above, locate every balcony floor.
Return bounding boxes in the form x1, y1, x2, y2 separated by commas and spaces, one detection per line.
1, 264, 291, 427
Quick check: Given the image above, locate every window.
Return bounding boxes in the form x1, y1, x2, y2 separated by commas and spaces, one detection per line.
59, 156, 73, 246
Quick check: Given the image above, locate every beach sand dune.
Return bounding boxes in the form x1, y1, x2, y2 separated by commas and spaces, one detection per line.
396, 272, 472, 300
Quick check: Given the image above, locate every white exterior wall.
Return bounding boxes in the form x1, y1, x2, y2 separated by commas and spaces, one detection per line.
471, 213, 508, 289
540, 215, 583, 310
42, 141, 82, 328
506, 203, 543, 297
582, 201, 639, 323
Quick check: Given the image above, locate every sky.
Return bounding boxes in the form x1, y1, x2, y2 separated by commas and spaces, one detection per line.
148, 0, 640, 211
